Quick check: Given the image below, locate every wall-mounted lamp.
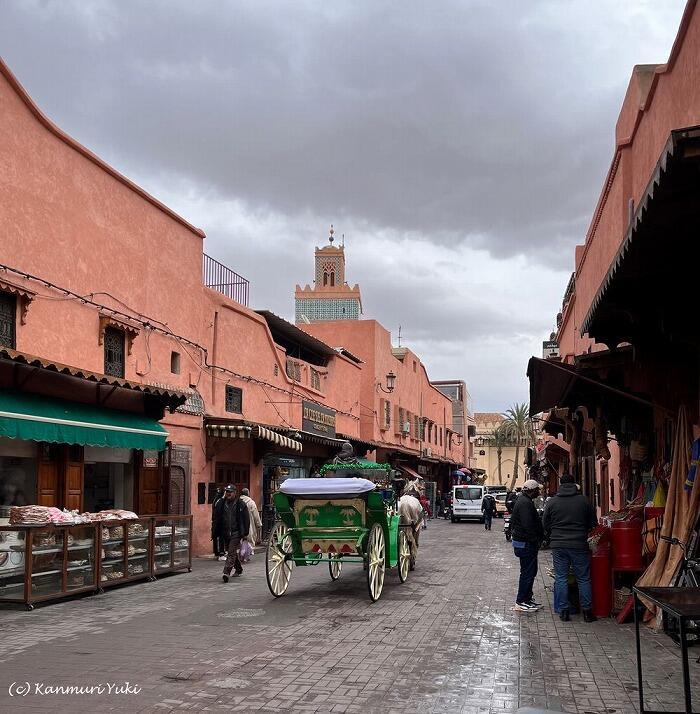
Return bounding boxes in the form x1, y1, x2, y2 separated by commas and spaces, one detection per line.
376, 371, 397, 394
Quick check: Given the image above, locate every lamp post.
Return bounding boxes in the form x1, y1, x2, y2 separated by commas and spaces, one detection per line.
376, 371, 396, 394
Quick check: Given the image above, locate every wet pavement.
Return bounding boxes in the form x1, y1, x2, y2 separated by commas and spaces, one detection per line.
0, 518, 698, 713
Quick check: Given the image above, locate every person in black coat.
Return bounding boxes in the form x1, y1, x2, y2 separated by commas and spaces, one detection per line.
510, 480, 544, 612
543, 473, 598, 622
213, 484, 251, 582
211, 486, 225, 560
481, 493, 497, 531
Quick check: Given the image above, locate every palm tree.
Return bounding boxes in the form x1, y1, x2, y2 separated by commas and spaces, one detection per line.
502, 403, 534, 491
491, 424, 510, 485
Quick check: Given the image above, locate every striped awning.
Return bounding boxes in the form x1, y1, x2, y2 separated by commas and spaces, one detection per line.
205, 423, 302, 453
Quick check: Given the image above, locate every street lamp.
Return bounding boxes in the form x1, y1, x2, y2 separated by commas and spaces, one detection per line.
376, 371, 396, 394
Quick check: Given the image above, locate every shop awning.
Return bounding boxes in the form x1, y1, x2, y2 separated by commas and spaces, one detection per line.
0, 390, 168, 450
206, 422, 302, 453
527, 355, 654, 417
292, 430, 348, 449
399, 465, 423, 480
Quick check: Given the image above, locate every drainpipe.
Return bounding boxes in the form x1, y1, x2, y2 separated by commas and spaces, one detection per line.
211, 310, 219, 407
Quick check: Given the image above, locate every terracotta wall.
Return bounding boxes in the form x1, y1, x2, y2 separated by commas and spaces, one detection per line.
302, 320, 464, 464
574, 1, 700, 334
0, 59, 365, 554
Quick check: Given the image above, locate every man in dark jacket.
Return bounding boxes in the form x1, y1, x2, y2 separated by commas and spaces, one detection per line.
213, 484, 251, 582
211, 486, 225, 560
510, 479, 544, 612
481, 493, 497, 531
543, 474, 598, 622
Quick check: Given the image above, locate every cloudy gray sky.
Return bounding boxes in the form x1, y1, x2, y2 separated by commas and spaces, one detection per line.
0, 0, 687, 410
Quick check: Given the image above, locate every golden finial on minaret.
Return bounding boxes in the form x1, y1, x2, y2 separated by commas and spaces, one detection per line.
329, 224, 335, 244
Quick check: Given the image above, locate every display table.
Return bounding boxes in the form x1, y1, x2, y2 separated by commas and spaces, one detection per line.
633, 586, 700, 714
0, 515, 192, 609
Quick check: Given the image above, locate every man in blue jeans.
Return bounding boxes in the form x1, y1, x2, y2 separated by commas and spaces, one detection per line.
510, 479, 544, 612
543, 473, 598, 622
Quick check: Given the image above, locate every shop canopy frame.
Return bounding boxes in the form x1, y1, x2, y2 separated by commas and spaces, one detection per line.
527, 352, 658, 419
0, 390, 169, 451
205, 421, 303, 453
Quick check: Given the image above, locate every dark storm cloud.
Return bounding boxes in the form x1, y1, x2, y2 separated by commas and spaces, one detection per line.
1, 0, 680, 263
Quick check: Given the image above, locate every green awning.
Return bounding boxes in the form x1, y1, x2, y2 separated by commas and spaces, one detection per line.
0, 391, 168, 451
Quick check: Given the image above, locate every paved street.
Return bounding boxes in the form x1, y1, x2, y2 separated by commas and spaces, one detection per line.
0, 518, 698, 714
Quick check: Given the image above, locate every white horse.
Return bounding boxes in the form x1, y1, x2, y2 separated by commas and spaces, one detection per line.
398, 493, 423, 569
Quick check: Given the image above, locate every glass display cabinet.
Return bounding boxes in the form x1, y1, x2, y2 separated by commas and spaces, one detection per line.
0, 523, 98, 610
152, 515, 192, 575
98, 518, 152, 588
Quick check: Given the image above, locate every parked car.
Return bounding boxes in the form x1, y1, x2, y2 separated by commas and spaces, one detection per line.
451, 485, 485, 523
493, 492, 508, 517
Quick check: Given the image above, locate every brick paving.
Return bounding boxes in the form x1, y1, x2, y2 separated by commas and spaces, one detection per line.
0, 519, 698, 713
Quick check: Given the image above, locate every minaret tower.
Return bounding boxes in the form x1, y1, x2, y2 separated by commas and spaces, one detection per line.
295, 226, 363, 323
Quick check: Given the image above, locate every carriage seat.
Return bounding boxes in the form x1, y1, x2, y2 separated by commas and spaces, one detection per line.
280, 477, 376, 497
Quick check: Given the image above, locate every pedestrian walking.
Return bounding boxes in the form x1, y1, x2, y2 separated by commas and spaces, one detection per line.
419, 494, 431, 529
510, 479, 544, 613
211, 486, 226, 560
481, 492, 497, 530
239, 487, 262, 549
212, 484, 250, 582
542, 473, 598, 622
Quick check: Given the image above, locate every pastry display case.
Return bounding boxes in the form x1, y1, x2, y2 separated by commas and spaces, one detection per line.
98, 518, 152, 588
0, 523, 98, 610
152, 515, 192, 575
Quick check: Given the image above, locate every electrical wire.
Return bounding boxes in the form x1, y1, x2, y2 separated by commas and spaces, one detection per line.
3, 261, 360, 419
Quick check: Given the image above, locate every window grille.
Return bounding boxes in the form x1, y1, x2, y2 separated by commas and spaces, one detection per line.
381, 399, 391, 429
311, 368, 321, 391
0, 292, 16, 349
103, 326, 125, 377
286, 359, 302, 381
225, 385, 243, 413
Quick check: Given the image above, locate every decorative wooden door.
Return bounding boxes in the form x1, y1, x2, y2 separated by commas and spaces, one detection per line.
63, 445, 84, 512
37, 445, 60, 507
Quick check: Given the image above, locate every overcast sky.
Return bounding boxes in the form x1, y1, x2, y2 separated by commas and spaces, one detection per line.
0, 0, 687, 411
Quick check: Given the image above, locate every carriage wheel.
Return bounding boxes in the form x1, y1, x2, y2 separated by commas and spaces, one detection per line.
266, 522, 294, 597
366, 524, 386, 602
398, 530, 411, 583
329, 554, 342, 581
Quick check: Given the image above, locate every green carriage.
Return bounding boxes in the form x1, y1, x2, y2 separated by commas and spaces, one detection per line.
265, 460, 412, 602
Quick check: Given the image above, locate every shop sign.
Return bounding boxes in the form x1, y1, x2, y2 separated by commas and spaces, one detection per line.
542, 340, 559, 359
302, 401, 336, 437
142, 450, 159, 468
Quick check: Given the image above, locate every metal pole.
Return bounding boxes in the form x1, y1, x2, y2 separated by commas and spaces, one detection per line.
633, 592, 645, 714
679, 617, 692, 714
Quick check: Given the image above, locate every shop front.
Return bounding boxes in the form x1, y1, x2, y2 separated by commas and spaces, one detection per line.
0, 384, 185, 517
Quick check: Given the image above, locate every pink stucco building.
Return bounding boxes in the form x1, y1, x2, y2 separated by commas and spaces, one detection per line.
0, 57, 366, 553
0, 57, 472, 554
531, 0, 700, 517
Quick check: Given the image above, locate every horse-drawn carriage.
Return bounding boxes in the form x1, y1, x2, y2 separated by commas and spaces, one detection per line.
265, 460, 417, 602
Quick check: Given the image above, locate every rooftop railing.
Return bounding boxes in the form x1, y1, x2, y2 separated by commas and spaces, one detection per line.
203, 253, 249, 306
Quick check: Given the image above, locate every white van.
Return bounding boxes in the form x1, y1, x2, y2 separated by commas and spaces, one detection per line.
451, 485, 485, 523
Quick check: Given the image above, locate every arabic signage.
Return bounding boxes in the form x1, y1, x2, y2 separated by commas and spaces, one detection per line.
542, 340, 560, 360
302, 400, 336, 437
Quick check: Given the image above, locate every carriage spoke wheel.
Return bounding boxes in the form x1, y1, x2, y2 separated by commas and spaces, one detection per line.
266, 522, 294, 597
366, 524, 386, 602
398, 530, 411, 583
329, 554, 342, 581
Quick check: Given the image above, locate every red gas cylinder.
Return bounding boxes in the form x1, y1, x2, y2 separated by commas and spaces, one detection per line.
591, 544, 612, 618
611, 520, 643, 570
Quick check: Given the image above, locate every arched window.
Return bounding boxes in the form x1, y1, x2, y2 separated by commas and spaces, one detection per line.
323, 272, 328, 286
330, 271, 335, 287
